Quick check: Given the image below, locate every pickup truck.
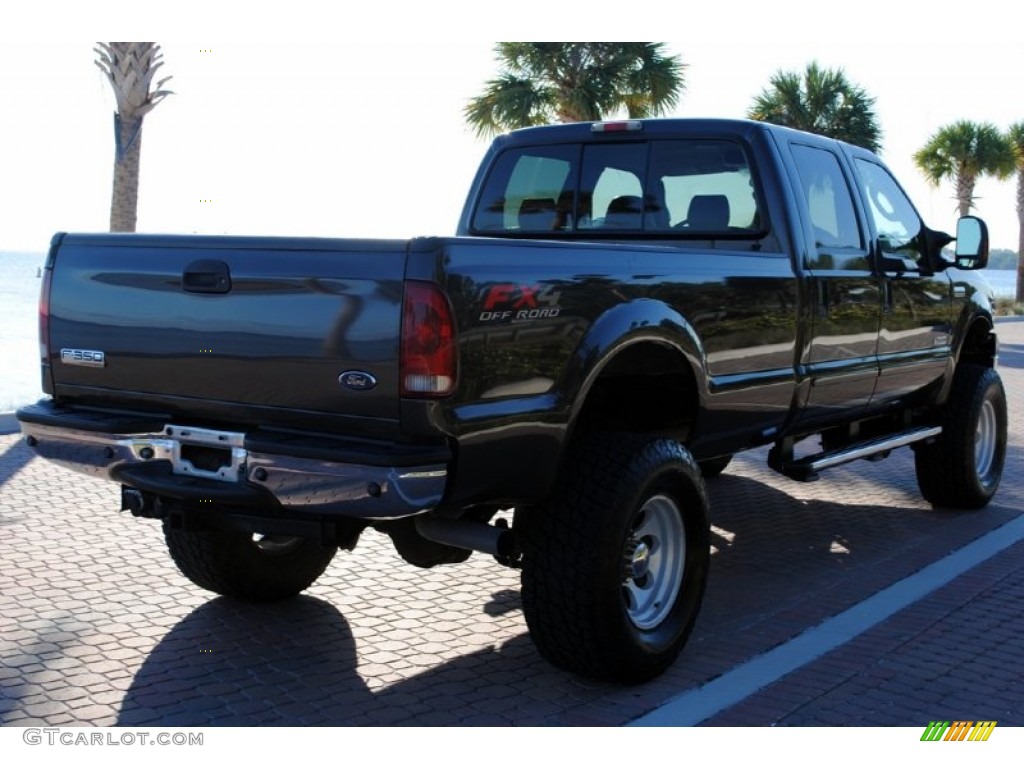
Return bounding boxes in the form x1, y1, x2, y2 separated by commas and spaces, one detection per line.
17, 118, 1006, 683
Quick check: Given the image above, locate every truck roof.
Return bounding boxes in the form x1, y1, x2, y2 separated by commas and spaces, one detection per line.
492, 117, 869, 157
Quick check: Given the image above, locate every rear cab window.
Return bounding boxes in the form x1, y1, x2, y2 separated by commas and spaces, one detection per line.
471, 138, 765, 240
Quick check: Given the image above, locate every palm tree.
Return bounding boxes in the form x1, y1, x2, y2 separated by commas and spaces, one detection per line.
1008, 122, 1024, 302
747, 61, 882, 152
465, 43, 685, 137
94, 42, 173, 232
913, 121, 1015, 219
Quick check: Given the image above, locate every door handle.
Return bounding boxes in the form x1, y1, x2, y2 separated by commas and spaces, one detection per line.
183, 259, 232, 294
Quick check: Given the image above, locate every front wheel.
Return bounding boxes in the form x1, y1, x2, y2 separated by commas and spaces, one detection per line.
518, 434, 710, 683
914, 364, 1007, 509
163, 522, 338, 602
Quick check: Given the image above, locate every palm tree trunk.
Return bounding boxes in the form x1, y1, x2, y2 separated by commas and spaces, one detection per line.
109, 115, 143, 232
1017, 169, 1024, 303
955, 171, 974, 218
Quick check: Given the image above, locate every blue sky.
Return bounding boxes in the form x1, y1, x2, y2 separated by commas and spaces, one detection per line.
2, 3, 1021, 252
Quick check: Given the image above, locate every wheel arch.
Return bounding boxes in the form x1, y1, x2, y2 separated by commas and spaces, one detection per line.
562, 299, 706, 445
929, 304, 997, 408
956, 314, 997, 369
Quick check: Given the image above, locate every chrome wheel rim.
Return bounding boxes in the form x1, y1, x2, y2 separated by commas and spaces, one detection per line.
975, 398, 997, 481
622, 494, 685, 630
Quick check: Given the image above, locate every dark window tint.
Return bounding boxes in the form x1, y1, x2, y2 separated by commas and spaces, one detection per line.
471, 139, 762, 237
791, 144, 862, 250
472, 145, 577, 233
578, 143, 648, 230
854, 158, 923, 261
647, 140, 760, 231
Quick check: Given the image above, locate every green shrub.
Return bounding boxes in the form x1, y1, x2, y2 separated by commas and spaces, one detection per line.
994, 297, 1024, 316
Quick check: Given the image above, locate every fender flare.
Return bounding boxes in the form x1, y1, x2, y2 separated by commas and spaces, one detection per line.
558, 299, 708, 427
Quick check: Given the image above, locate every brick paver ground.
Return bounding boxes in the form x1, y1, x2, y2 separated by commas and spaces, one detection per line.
704, 540, 1024, 726
1, 321, 1022, 727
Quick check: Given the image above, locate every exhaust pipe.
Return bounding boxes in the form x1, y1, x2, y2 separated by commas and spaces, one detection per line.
120, 487, 159, 518
415, 516, 518, 563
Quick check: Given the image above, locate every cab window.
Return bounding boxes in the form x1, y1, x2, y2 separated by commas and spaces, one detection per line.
471, 139, 763, 238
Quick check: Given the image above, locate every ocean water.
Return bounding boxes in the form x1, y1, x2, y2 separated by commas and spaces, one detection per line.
0, 250, 1017, 413
985, 268, 1017, 299
0, 251, 46, 412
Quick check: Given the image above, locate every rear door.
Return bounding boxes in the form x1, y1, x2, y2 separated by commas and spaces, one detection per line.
786, 141, 881, 425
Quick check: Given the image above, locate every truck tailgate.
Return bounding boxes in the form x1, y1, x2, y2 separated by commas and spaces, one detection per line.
46, 234, 410, 433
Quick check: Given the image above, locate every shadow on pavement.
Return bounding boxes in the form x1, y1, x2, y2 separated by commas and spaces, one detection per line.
0, 437, 33, 503
115, 595, 603, 727
111, 460, 1020, 727
693, 466, 1020, 643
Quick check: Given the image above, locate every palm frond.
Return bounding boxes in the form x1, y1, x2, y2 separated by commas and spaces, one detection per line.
466, 42, 685, 134
94, 42, 174, 118
747, 61, 881, 152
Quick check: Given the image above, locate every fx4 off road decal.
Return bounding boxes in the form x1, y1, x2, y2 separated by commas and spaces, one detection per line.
478, 283, 562, 322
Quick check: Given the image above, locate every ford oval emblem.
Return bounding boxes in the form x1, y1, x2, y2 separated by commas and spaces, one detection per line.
339, 371, 378, 392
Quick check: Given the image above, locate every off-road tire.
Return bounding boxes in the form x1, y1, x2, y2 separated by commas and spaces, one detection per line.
163, 523, 338, 602
518, 434, 710, 683
914, 364, 1007, 509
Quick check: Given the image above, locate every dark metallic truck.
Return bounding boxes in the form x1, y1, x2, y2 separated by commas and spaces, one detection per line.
18, 118, 1007, 682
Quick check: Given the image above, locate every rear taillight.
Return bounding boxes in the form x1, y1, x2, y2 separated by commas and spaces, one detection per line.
401, 281, 456, 398
39, 267, 53, 366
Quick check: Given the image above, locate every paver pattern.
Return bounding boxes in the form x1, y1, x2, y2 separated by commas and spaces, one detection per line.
2, 321, 1022, 727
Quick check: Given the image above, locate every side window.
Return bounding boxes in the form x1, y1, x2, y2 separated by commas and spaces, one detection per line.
791, 144, 862, 251
853, 158, 923, 261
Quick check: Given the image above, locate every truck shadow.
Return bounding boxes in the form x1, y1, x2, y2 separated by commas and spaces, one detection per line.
113, 462, 1019, 727
698, 467, 1020, 643
0, 437, 34, 516
114, 595, 593, 727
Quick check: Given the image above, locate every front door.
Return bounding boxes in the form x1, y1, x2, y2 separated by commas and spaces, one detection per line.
852, 157, 952, 406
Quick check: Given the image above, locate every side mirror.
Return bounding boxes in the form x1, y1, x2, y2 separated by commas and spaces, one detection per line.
954, 216, 989, 269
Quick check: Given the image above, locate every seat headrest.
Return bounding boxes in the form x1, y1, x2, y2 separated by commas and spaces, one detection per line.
686, 194, 731, 230
603, 195, 644, 229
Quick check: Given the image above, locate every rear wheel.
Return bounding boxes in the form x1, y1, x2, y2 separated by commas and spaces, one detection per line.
163, 523, 337, 602
914, 364, 1006, 509
519, 434, 710, 683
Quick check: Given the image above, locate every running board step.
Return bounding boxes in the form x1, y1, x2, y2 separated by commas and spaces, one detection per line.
769, 426, 942, 482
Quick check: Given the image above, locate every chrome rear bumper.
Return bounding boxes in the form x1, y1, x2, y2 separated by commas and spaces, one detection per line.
17, 408, 448, 521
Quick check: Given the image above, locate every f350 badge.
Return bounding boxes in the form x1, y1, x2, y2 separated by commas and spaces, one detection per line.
60, 348, 106, 368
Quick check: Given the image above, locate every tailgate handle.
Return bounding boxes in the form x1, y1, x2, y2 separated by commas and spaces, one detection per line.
183, 259, 232, 294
